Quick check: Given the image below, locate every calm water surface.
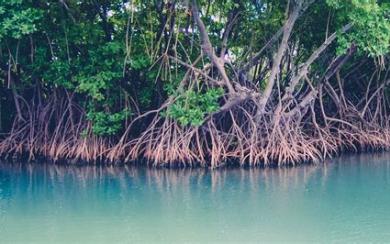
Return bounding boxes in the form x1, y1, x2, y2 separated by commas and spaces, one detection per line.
1, 153, 390, 243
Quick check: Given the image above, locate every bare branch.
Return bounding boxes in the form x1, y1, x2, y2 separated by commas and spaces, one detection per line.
191, 0, 236, 94
220, 10, 240, 57
256, 1, 304, 115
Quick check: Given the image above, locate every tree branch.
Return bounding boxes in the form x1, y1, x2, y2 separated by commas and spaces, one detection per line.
191, 0, 236, 94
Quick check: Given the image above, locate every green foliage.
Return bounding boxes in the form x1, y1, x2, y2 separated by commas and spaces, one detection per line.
164, 88, 224, 126
327, 0, 390, 56
76, 42, 124, 101
163, 73, 185, 95
44, 60, 74, 89
77, 71, 122, 101
0, 0, 389, 137
0, 0, 42, 39
129, 55, 151, 70
128, 54, 155, 107
86, 109, 131, 136
78, 41, 129, 136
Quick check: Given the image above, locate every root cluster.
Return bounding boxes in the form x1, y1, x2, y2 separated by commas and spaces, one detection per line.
1, 89, 389, 168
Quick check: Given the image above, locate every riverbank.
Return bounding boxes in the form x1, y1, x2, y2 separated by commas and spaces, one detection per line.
1, 119, 389, 167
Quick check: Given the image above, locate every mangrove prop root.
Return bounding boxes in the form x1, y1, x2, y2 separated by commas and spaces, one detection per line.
1, 85, 390, 167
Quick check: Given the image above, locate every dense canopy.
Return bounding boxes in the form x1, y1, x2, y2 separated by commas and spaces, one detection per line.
0, 0, 389, 166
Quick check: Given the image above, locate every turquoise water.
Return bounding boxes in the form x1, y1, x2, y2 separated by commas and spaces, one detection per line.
1, 154, 390, 243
